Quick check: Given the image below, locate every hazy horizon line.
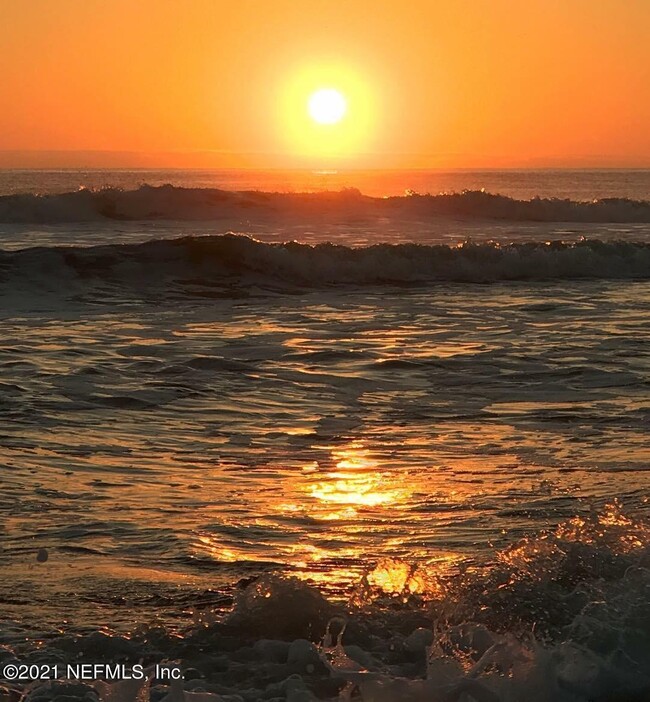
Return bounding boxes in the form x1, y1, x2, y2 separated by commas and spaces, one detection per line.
1, 150, 648, 171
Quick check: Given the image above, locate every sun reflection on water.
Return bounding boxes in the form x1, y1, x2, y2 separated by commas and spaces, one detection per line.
191, 439, 487, 594
308, 442, 406, 516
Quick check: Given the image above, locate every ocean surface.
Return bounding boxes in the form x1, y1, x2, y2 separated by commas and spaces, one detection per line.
0, 169, 648, 701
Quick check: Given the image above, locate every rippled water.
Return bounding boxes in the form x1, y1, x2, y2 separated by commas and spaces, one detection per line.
2, 275, 648, 627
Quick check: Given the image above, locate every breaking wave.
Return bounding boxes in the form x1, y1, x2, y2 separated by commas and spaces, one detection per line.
4, 504, 649, 700
1, 184, 650, 223
2, 235, 648, 296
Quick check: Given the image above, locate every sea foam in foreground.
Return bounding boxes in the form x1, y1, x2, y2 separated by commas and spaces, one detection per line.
2, 504, 649, 701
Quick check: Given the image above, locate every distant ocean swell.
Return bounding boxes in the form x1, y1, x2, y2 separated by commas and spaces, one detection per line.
2, 236, 648, 294
1, 184, 650, 223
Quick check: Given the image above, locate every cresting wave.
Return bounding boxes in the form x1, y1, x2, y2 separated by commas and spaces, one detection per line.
1, 235, 648, 295
1, 184, 650, 223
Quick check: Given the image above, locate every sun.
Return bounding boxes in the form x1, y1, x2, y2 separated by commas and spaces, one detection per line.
278, 64, 375, 158
308, 88, 347, 125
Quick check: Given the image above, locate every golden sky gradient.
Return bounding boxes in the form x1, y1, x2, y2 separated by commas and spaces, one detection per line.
1, 0, 648, 168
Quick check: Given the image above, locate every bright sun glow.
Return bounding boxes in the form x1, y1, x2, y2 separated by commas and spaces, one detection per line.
308, 88, 347, 125
278, 63, 376, 160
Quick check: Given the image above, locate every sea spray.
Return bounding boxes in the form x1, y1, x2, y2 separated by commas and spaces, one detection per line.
12, 504, 647, 700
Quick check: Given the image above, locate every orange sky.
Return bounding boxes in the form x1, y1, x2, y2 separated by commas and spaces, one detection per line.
1, 0, 648, 168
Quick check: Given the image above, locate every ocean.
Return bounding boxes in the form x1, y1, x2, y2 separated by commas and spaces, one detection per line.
0, 168, 648, 701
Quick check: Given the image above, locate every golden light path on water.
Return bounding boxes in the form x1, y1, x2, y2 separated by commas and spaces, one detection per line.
196, 440, 470, 593
307, 443, 404, 512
